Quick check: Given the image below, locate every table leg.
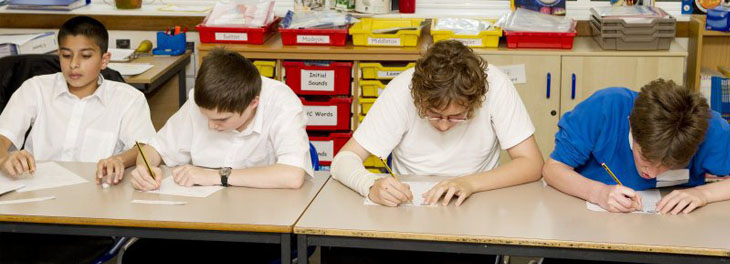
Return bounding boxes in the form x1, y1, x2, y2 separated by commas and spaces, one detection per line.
297, 234, 308, 264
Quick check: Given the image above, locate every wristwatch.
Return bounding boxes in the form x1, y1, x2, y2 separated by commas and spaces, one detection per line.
219, 167, 231, 187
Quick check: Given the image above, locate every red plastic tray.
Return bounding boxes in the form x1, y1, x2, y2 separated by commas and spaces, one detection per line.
300, 97, 352, 131
504, 30, 577, 49
279, 26, 349, 46
196, 18, 280, 45
283, 61, 353, 96
309, 132, 353, 165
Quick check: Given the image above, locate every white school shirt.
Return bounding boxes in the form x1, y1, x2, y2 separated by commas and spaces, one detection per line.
0, 72, 156, 162
353, 65, 535, 177
148, 77, 314, 177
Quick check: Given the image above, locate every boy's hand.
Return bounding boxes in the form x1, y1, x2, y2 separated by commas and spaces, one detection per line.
656, 187, 708, 215
597, 185, 643, 213
130, 164, 162, 191
96, 156, 124, 185
367, 177, 413, 207
0, 150, 36, 178
171, 165, 217, 187
423, 178, 474, 206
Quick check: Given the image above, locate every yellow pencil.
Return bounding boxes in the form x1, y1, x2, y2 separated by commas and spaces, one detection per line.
380, 158, 399, 181
135, 141, 156, 181
601, 162, 623, 185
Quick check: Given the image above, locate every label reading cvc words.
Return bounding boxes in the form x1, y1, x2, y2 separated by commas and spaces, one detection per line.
305, 105, 338, 126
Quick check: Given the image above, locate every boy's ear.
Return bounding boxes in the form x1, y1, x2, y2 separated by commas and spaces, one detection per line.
250, 96, 260, 109
100, 51, 111, 70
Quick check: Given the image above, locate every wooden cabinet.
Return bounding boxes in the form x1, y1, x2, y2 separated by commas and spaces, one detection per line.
560, 56, 685, 115
688, 15, 730, 91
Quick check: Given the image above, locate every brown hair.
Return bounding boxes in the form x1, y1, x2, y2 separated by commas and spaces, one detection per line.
194, 48, 261, 114
629, 79, 710, 168
411, 40, 487, 118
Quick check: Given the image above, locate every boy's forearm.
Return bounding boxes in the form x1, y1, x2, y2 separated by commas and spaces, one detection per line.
543, 159, 605, 204
228, 164, 305, 189
464, 154, 543, 192
0, 135, 12, 160
113, 148, 139, 168
696, 179, 730, 204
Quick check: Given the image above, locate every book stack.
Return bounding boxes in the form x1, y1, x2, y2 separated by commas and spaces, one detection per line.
7, 0, 89, 11
590, 6, 676, 50
0, 32, 58, 59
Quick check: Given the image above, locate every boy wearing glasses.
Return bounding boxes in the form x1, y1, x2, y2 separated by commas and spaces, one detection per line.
331, 40, 543, 207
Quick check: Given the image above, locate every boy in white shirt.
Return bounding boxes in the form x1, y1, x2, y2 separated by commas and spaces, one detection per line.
0, 16, 155, 185
130, 48, 312, 191
332, 40, 543, 207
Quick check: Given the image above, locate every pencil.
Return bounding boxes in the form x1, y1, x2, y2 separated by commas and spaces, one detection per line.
600, 162, 623, 185
135, 141, 156, 181
380, 158, 399, 181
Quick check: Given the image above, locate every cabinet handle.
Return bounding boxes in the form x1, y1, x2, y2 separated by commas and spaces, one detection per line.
546, 73, 551, 99
571, 73, 576, 100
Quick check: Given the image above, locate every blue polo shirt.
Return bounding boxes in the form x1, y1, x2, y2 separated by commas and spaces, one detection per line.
550, 87, 730, 190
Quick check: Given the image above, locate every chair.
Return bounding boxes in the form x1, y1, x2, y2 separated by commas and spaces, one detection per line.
309, 142, 320, 171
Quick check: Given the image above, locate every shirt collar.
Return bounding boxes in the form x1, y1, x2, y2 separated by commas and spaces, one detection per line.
54, 73, 107, 105
239, 104, 264, 136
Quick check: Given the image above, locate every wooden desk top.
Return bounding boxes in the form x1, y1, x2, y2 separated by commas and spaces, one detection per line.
123, 52, 191, 85
294, 176, 730, 257
0, 163, 328, 233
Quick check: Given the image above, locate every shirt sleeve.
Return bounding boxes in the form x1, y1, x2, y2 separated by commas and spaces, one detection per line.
696, 112, 730, 176
270, 93, 314, 177
148, 97, 195, 167
550, 93, 607, 168
486, 67, 535, 150
118, 93, 156, 151
352, 71, 413, 159
0, 78, 38, 149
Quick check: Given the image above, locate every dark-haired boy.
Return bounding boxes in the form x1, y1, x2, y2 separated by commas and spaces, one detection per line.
544, 79, 730, 214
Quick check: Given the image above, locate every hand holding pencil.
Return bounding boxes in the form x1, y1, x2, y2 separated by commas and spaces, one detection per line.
365, 158, 413, 207
598, 162, 643, 212
130, 142, 163, 191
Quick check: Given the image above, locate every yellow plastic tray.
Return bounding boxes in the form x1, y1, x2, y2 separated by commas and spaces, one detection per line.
360, 63, 415, 80
253, 60, 276, 78
358, 114, 365, 123
364, 155, 386, 168
430, 19, 502, 48
359, 97, 377, 115
359, 79, 387, 97
349, 18, 424, 47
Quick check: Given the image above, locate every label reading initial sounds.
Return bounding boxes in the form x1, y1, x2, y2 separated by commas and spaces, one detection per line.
305, 106, 338, 126
301, 70, 335, 91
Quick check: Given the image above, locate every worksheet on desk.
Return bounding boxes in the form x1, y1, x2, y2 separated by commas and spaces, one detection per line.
586, 189, 662, 214
146, 177, 224, 198
365, 181, 438, 207
0, 162, 87, 192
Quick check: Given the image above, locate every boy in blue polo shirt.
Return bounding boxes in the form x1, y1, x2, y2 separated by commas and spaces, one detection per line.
543, 79, 730, 214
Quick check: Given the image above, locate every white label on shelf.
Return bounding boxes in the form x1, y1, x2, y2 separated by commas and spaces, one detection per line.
454, 38, 483, 47
311, 140, 335, 162
368, 37, 401, 46
215, 32, 248, 41
297, 35, 330, 44
496, 64, 527, 84
305, 105, 338, 126
377, 70, 402, 78
301, 70, 336, 91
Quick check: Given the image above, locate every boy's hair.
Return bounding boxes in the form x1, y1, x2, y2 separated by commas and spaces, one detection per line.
58, 16, 109, 53
629, 79, 710, 168
411, 40, 487, 118
194, 48, 261, 114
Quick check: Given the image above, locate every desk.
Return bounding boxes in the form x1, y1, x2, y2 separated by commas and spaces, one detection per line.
0, 163, 328, 263
294, 176, 730, 264
123, 52, 191, 129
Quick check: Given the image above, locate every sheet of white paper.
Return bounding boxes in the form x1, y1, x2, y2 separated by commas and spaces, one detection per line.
146, 177, 224, 198
0, 183, 23, 196
496, 64, 527, 84
132, 199, 187, 205
365, 181, 438, 207
0, 33, 44, 45
0, 196, 55, 205
0, 162, 87, 192
108, 48, 135, 62
107, 63, 153, 76
586, 189, 661, 214
656, 169, 689, 187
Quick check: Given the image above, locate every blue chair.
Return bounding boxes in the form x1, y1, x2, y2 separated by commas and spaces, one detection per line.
309, 142, 320, 171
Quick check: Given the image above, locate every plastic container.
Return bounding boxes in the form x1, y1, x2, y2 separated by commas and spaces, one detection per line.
349, 18, 424, 47
359, 97, 377, 115
589, 15, 675, 36
399, 0, 415, 13
590, 9, 676, 30
253, 60, 275, 78
358, 114, 365, 123
196, 18, 280, 45
360, 62, 415, 80
359, 80, 386, 97
504, 30, 577, 49
430, 19, 503, 48
707, 6, 730, 31
283, 61, 353, 96
309, 132, 353, 165
152, 32, 186, 56
279, 26, 350, 46
590, 22, 673, 50
300, 97, 352, 130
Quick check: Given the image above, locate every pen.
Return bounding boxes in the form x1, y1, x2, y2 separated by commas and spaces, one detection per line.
600, 162, 623, 185
135, 141, 156, 181
380, 158, 398, 181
